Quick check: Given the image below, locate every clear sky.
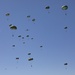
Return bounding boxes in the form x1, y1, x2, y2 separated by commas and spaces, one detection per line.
0, 0, 75, 75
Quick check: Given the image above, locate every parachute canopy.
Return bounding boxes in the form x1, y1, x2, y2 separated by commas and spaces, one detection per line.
27, 15, 30, 18
22, 37, 24, 39
16, 57, 19, 60
23, 42, 25, 44
6, 13, 10, 16
26, 35, 29, 37
31, 38, 33, 40
28, 53, 31, 55
40, 46, 43, 48
45, 6, 50, 9
64, 63, 68, 65
62, 5, 68, 10
12, 45, 15, 47
32, 18, 35, 22
12, 34, 14, 37
10, 25, 17, 30
28, 58, 33, 61
64, 26, 68, 29
26, 29, 29, 31
9, 24, 12, 27
18, 35, 21, 37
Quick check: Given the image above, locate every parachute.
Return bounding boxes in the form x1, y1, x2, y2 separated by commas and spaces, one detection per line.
26, 35, 29, 37
12, 34, 14, 37
31, 38, 33, 40
28, 53, 31, 55
64, 63, 68, 69
12, 45, 15, 47
62, 5, 68, 15
16, 57, 19, 64
64, 63, 68, 65
45, 6, 50, 13
64, 26, 68, 29
23, 42, 25, 44
18, 35, 21, 37
32, 18, 35, 22
9, 24, 12, 27
62, 5, 68, 10
16, 57, 19, 60
45, 6, 50, 9
27, 15, 30, 18
6, 13, 10, 20
6, 13, 10, 16
22, 37, 24, 39
10, 25, 17, 30
26, 29, 29, 31
28, 58, 33, 61
40, 46, 43, 48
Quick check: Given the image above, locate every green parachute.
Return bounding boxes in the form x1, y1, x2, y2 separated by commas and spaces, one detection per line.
10, 25, 17, 30
62, 5, 68, 10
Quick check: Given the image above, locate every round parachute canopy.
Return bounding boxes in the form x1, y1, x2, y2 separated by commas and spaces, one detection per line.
64, 63, 68, 65
22, 37, 24, 39
28, 53, 31, 55
12, 45, 15, 47
6, 13, 10, 16
10, 25, 17, 30
9, 24, 12, 27
64, 26, 68, 29
18, 35, 21, 37
40, 46, 43, 47
32, 18, 35, 22
62, 5, 68, 10
27, 15, 30, 18
45, 6, 50, 9
31, 38, 33, 40
26, 29, 29, 31
12, 34, 14, 37
28, 58, 33, 61
16, 57, 19, 60
26, 35, 29, 37
23, 42, 25, 44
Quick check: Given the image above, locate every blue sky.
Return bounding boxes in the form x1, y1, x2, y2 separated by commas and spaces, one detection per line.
0, 0, 75, 75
